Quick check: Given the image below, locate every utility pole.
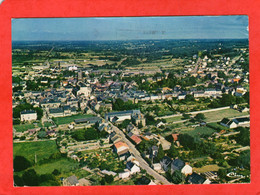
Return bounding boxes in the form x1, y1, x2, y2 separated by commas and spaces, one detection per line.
35, 153, 37, 164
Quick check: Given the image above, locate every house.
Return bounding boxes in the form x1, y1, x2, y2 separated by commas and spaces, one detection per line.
110, 133, 121, 144
126, 123, 140, 135
240, 107, 249, 113
74, 82, 92, 97
178, 93, 186, 100
188, 172, 211, 184
126, 156, 140, 166
126, 161, 140, 174
105, 110, 145, 124
181, 164, 193, 176
129, 134, 142, 145
157, 121, 165, 128
160, 156, 172, 172
20, 110, 37, 122
220, 118, 237, 129
171, 158, 185, 174
193, 91, 206, 98
149, 145, 158, 159
114, 141, 130, 160
74, 117, 102, 124
49, 108, 64, 117
101, 170, 117, 177
158, 136, 171, 150
98, 122, 112, 133
78, 178, 91, 186
152, 163, 162, 171
135, 176, 154, 185
63, 175, 79, 186
119, 171, 130, 179
233, 117, 250, 126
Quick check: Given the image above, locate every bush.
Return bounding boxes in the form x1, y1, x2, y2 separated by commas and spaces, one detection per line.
104, 175, 114, 184
52, 169, 60, 176
14, 156, 31, 172
22, 169, 39, 186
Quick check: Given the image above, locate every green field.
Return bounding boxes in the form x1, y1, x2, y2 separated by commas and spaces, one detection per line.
165, 108, 248, 124
14, 122, 43, 132
165, 116, 183, 123
203, 109, 248, 122
186, 126, 216, 137
207, 122, 229, 130
53, 114, 94, 125
13, 140, 59, 162
14, 123, 35, 132
34, 158, 79, 175
193, 164, 220, 173
44, 121, 54, 127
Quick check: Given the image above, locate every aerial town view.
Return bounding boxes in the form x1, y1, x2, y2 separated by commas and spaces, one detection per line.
12, 16, 250, 186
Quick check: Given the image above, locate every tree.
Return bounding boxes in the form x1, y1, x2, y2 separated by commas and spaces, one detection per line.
14, 175, 24, 186
172, 170, 185, 184
104, 175, 114, 184
218, 168, 227, 179
156, 144, 165, 160
37, 131, 47, 139
138, 122, 143, 129
52, 169, 60, 176
167, 143, 179, 158
185, 94, 195, 102
182, 113, 191, 120
217, 71, 226, 78
119, 119, 131, 129
22, 169, 39, 186
194, 113, 206, 121
220, 94, 236, 106
72, 129, 86, 141
235, 127, 250, 146
14, 156, 31, 172
84, 127, 99, 140
145, 114, 156, 125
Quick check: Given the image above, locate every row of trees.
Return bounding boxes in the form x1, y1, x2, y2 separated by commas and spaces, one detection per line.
72, 127, 108, 141
14, 168, 60, 186
208, 93, 249, 108
112, 98, 139, 111
178, 134, 221, 158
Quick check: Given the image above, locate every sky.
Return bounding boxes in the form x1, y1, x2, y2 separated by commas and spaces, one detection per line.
12, 16, 248, 41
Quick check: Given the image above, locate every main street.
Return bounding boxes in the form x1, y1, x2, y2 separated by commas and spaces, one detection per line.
110, 123, 171, 185
87, 107, 171, 184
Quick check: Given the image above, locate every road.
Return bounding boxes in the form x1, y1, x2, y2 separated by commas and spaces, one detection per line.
85, 107, 171, 184
110, 123, 171, 185
191, 57, 202, 74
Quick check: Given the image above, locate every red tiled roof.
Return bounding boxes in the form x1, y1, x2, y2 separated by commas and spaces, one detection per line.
114, 141, 129, 149
130, 135, 142, 144
172, 133, 179, 142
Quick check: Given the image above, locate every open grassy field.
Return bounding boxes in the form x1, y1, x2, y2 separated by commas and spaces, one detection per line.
14, 122, 43, 132
203, 108, 248, 122
13, 140, 59, 162
53, 114, 94, 125
14, 123, 35, 132
165, 116, 183, 123
186, 126, 216, 137
44, 121, 54, 127
193, 164, 220, 173
164, 108, 248, 124
34, 158, 79, 175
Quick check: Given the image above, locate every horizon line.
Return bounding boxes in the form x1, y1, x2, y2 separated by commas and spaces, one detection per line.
12, 38, 249, 42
